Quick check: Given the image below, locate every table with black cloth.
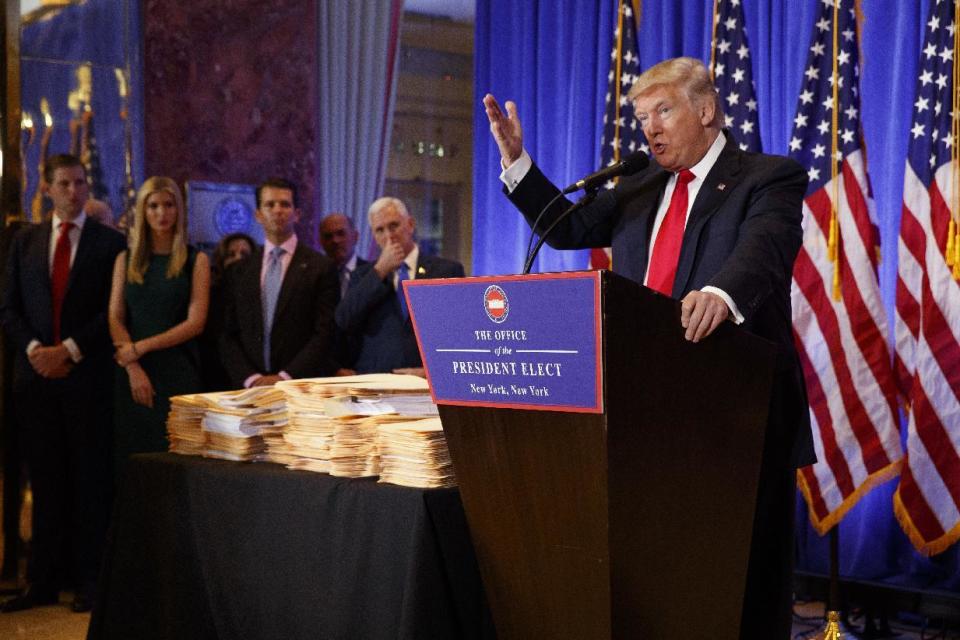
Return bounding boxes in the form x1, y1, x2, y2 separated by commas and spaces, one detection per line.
87, 453, 495, 640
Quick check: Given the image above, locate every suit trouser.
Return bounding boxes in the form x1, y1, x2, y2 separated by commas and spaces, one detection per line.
739, 446, 797, 639
738, 372, 805, 640
1, 351, 22, 580
15, 376, 113, 594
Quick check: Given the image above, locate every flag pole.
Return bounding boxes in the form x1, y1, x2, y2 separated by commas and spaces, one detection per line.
611, 0, 625, 164
708, 0, 719, 81
950, 0, 960, 279
827, 0, 842, 301
804, 527, 853, 639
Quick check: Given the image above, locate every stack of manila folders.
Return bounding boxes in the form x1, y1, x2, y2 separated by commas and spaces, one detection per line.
166, 374, 455, 488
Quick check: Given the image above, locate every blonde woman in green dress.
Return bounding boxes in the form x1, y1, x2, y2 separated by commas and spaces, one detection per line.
108, 177, 209, 479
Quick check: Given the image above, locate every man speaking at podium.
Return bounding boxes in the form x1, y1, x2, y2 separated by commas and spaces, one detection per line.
484, 57, 814, 638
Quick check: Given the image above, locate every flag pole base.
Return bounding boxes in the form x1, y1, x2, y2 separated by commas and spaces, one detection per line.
804, 611, 854, 640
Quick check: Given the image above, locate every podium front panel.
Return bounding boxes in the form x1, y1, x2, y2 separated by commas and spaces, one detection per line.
406, 272, 603, 413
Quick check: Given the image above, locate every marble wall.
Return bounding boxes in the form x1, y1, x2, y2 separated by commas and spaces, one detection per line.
143, 0, 319, 242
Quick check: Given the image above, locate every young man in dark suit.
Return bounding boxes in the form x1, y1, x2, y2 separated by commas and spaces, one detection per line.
335, 197, 464, 375
318, 212, 368, 376
219, 178, 338, 388
1, 154, 126, 613
485, 57, 813, 639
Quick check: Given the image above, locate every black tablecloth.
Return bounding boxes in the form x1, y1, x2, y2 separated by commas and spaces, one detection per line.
87, 453, 494, 640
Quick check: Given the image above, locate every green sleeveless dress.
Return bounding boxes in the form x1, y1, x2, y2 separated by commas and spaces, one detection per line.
113, 248, 202, 478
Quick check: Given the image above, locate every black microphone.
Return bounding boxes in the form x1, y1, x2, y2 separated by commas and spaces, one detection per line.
560, 150, 649, 194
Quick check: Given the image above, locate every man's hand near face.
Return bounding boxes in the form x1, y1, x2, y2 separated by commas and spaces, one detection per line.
374, 240, 407, 280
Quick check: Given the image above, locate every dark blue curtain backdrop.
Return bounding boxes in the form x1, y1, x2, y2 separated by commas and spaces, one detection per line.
474, 0, 615, 275
21, 0, 143, 221
474, 0, 960, 591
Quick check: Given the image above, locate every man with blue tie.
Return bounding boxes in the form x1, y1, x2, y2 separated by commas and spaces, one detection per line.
219, 178, 338, 388
1, 154, 125, 613
336, 197, 464, 374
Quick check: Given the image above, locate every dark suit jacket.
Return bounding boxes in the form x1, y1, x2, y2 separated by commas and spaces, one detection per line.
1, 218, 126, 392
335, 251, 465, 374
509, 132, 815, 467
331, 256, 370, 371
219, 243, 338, 387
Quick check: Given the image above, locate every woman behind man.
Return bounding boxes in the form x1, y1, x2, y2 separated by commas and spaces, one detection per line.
108, 176, 209, 477
213, 232, 255, 280
201, 232, 255, 391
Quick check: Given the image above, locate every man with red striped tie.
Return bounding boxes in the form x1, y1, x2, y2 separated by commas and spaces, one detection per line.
485, 57, 814, 638
1, 154, 125, 613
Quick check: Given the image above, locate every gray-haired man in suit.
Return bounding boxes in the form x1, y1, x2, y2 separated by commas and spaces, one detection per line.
335, 198, 464, 375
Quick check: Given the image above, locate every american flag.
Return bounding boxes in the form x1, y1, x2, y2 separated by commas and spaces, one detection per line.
709, 0, 761, 152
787, 0, 903, 535
893, 0, 960, 556
591, 0, 648, 271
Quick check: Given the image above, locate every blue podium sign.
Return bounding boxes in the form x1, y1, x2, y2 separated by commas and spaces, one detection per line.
405, 272, 603, 413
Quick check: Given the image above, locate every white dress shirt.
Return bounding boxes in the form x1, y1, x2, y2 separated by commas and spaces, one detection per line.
48, 211, 86, 273
339, 253, 358, 299
28, 212, 87, 362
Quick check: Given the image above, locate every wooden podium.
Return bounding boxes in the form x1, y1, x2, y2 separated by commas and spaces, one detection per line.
406, 270, 777, 639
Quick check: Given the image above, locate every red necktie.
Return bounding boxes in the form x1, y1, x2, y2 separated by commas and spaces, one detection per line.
646, 169, 695, 296
51, 221, 73, 344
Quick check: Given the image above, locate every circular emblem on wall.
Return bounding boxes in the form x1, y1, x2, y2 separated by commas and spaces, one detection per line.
483, 285, 509, 323
214, 197, 254, 235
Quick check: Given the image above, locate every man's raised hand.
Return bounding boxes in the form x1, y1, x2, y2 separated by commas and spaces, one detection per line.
483, 94, 523, 167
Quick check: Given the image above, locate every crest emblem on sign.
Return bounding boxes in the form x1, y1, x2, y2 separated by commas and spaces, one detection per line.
483, 285, 509, 323
214, 196, 254, 235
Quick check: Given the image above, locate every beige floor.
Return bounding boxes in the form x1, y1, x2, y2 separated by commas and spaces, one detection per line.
0, 479, 90, 639
0, 596, 90, 640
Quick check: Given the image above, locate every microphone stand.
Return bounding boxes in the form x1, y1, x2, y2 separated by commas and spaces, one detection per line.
523, 190, 598, 275
524, 191, 566, 270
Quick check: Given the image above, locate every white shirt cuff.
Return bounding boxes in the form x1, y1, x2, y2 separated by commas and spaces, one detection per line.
26, 339, 41, 356
278, 371, 292, 381
244, 373, 262, 388
702, 286, 744, 325
499, 149, 533, 193
62, 338, 83, 363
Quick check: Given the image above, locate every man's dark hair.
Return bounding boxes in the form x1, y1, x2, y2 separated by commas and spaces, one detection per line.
43, 154, 85, 184
256, 177, 299, 209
